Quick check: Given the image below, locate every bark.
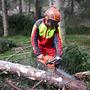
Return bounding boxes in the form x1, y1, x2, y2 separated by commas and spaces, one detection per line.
34, 0, 41, 21
1, 0, 8, 37
71, 0, 74, 15
49, 0, 54, 7
75, 71, 90, 79
28, 0, 31, 13
0, 60, 86, 90
19, 0, 22, 14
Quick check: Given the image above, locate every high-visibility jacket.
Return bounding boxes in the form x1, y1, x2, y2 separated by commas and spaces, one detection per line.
31, 18, 62, 56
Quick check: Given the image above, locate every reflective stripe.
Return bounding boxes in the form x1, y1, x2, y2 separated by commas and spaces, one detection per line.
38, 23, 55, 38
31, 25, 37, 37
46, 29, 55, 38
38, 23, 47, 36
58, 26, 62, 43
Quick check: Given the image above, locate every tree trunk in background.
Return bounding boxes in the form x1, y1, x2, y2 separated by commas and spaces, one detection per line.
49, 0, 53, 7
28, 0, 31, 13
49, 0, 66, 44
34, 0, 41, 21
1, 0, 8, 37
71, 0, 74, 15
19, 0, 22, 14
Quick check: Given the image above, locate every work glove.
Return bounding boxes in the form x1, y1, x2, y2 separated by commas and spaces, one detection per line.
37, 54, 44, 60
54, 56, 62, 67
46, 56, 62, 65
37, 54, 46, 70
55, 56, 62, 61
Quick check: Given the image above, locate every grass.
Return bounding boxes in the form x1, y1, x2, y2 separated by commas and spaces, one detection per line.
0, 35, 31, 60
0, 34, 90, 61
0, 35, 37, 67
66, 34, 90, 47
5, 35, 30, 46
0, 34, 90, 90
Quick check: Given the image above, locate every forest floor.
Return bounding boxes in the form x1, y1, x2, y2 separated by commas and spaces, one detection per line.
0, 35, 90, 90
0, 34, 90, 60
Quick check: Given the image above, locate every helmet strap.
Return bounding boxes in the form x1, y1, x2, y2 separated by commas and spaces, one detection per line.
44, 16, 49, 26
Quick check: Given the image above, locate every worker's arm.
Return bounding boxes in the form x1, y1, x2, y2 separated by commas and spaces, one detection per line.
54, 27, 62, 57
31, 24, 41, 55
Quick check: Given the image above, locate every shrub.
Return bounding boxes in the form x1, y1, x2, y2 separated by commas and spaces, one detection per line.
66, 26, 90, 35
60, 44, 90, 74
0, 14, 34, 36
0, 38, 16, 53
8, 14, 34, 36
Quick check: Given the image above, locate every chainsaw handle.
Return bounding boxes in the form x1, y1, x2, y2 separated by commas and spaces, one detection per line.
46, 57, 61, 65
46, 60, 54, 65
46, 58, 55, 65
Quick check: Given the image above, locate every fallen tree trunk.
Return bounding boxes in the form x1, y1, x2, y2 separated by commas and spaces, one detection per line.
0, 60, 86, 90
75, 71, 90, 79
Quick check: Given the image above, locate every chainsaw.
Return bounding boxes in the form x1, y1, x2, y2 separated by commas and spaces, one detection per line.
37, 56, 62, 71
46, 56, 62, 66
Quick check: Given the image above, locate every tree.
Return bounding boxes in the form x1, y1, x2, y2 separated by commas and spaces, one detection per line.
71, 0, 74, 15
28, 0, 31, 13
24, 0, 34, 14
19, 0, 22, 14
1, 0, 8, 37
34, 0, 41, 21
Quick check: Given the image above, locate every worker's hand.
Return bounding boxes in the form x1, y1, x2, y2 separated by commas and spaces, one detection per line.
37, 54, 44, 60
55, 56, 62, 61
55, 56, 62, 68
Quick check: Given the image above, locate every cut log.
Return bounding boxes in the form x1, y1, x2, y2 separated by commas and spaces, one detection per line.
0, 60, 86, 90
75, 71, 90, 79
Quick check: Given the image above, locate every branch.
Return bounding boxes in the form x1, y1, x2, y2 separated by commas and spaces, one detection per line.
6, 46, 31, 61
31, 80, 43, 90
5, 78, 22, 90
0, 60, 86, 90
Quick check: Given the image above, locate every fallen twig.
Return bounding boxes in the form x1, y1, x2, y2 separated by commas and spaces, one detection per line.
6, 46, 31, 61
31, 80, 43, 90
5, 78, 22, 90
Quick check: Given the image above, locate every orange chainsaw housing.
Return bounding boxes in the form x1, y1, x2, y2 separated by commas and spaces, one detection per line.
38, 55, 55, 69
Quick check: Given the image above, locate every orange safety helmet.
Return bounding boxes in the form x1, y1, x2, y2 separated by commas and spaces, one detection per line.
45, 6, 60, 22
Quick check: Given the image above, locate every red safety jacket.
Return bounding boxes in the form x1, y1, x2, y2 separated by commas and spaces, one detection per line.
31, 18, 62, 57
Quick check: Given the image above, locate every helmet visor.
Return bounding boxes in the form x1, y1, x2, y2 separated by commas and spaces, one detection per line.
47, 19, 58, 27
